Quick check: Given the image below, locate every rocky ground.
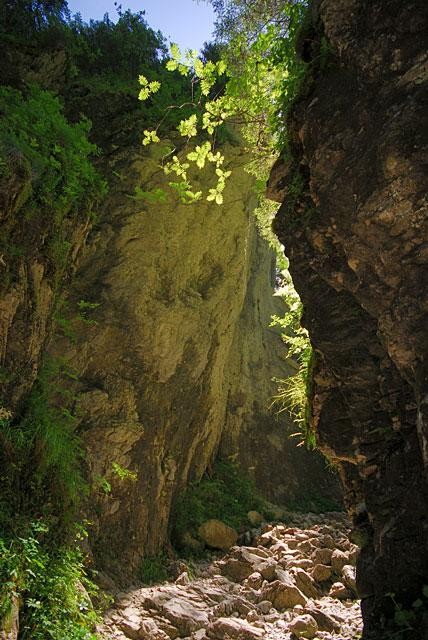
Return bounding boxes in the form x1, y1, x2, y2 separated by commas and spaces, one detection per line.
97, 512, 362, 640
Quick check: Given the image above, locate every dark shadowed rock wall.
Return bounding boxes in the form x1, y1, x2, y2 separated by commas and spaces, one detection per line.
270, 0, 428, 636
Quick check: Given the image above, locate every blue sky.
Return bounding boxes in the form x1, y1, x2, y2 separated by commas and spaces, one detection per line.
67, 0, 216, 52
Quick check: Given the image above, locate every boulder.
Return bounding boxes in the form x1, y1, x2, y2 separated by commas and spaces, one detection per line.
207, 617, 264, 639
219, 558, 254, 582
258, 558, 277, 581
296, 540, 315, 556
244, 572, 264, 590
329, 582, 351, 600
262, 579, 307, 610
257, 600, 272, 614
318, 535, 336, 550
118, 608, 142, 640
139, 618, 171, 640
288, 559, 314, 571
304, 605, 341, 633
146, 590, 209, 636
198, 520, 238, 550
331, 549, 349, 574
342, 565, 357, 594
311, 564, 332, 583
288, 614, 318, 639
290, 568, 319, 599
312, 547, 333, 566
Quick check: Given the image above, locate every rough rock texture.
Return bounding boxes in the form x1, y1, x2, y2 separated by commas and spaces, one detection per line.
270, 0, 428, 636
218, 229, 336, 506
0, 147, 91, 415
48, 143, 338, 579
97, 513, 362, 640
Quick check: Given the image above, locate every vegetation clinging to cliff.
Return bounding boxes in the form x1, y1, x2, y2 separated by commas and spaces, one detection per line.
0, 5, 185, 636
0, 85, 104, 218
270, 275, 315, 448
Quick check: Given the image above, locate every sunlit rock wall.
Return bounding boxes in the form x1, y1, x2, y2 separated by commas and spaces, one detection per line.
49, 143, 338, 579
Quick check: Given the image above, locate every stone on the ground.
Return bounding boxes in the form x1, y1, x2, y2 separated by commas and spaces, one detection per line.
311, 564, 332, 583
96, 513, 363, 640
289, 613, 318, 638
198, 519, 238, 550
329, 582, 351, 600
342, 565, 357, 594
262, 579, 307, 610
331, 549, 348, 574
291, 568, 319, 599
207, 617, 264, 639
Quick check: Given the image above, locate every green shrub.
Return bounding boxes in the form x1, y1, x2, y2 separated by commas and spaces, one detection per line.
0, 521, 98, 640
0, 85, 106, 220
171, 460, 265, 548
0, 357, 86, 540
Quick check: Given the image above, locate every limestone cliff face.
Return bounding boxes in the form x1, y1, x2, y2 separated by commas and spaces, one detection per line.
0, 150, 91, 414
47, 143, 338, 580
220, 230, 335, 505
270, 0, 428, 636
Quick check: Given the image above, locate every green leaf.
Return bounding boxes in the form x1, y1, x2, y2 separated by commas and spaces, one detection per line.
177, 114, 198, 138
138, 87, 150, 101
149, 81, 161, 93
142, 129, 160, 146
194, 58, 204, 78
170, 42, 181, 60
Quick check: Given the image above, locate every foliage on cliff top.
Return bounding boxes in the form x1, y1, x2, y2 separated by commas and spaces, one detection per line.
208, 0, 309, 150
0, 85, 105, 219
0, 0, 69, 41
131, 0, 309, 222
